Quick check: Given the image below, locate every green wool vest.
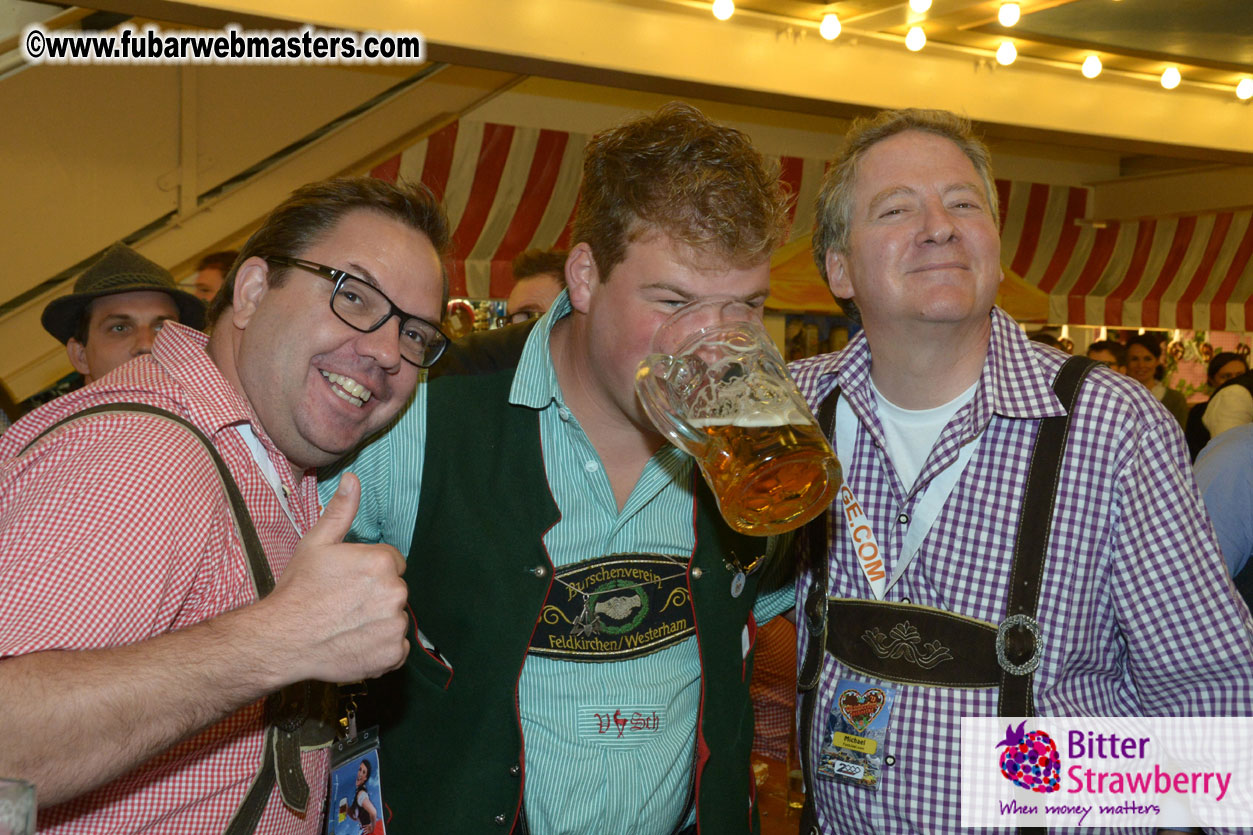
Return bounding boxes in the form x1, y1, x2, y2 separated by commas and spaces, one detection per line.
370, 323, 778, 833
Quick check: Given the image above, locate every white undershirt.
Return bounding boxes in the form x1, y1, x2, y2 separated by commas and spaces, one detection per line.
869, 377, 980, 492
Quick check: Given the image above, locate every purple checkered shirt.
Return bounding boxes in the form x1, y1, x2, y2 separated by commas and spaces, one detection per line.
789, 308, 1253, 834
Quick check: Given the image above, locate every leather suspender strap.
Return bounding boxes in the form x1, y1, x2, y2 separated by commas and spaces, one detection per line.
797, 386, 838, 835
998, 356, 1096, 835
23, 403, 276, 594
997, 356, 1097, 719
22, 403, 334, 834
795, 357, 1096, 833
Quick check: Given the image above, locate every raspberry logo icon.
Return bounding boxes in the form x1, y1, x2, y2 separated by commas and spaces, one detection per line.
996, 721, 1061, 793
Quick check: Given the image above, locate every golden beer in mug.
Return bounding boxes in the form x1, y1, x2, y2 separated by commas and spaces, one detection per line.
693, 416, 841, 535
636, 301, 841, 536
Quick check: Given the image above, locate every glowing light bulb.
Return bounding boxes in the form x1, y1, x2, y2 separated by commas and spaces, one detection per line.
712, 0, 734, 20
996, 41, 1017, 65
1161, 66, 1181, 89
998, 3, 1021, 27
1237, 79, 1253, 101
905, 26, 926, 52
1081, 55, 1102, 79
909, 0, 932, 12
820, 13, 841, 40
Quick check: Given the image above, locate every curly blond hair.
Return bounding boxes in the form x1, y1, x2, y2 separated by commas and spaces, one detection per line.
572, 102, 792, 278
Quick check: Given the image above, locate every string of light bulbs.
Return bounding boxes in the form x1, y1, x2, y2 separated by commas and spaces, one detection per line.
696, 0, 1253, 102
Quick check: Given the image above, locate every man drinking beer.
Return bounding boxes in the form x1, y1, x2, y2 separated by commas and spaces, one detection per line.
323, 102, 796, 834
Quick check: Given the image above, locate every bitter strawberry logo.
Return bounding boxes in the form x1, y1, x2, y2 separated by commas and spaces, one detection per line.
996, 721, 1061, 793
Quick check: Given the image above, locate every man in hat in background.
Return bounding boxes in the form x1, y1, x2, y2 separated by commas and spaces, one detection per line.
41, 243, 206, 385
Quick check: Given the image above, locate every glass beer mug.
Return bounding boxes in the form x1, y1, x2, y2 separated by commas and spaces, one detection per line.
636, 300, 841, 536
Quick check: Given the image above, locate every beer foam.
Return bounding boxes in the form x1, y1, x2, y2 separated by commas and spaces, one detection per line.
690, 414, 793, 428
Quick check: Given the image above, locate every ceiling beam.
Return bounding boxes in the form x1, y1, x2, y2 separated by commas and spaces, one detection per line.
0, 63, 522, 402
65, 0, 1253, 163
1089, 165, 1253, 221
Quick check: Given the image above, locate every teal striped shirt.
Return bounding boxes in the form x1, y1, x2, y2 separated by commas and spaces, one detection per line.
322, 293, 793, 834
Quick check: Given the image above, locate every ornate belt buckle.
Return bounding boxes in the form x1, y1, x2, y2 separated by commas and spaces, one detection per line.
995, 614, 1043, 675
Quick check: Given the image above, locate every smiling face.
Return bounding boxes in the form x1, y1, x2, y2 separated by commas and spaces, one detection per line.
229, 208, 443, 473
824, 130, 1003, 335
566, 232, 771, 434
67, 290, 180, 383
1125, 342, 1160, 386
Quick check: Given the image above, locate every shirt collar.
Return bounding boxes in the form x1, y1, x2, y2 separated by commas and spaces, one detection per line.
978, 307, 1069, 422
153, 322, 303, 480
820, 307, 1069, 430
509, 290, 572, 409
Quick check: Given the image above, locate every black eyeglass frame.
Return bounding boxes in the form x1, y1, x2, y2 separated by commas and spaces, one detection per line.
262, 255, 448, 368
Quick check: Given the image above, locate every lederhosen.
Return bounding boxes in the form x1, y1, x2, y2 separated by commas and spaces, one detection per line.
795, 356, 1097, 835
25, 404, 338, 834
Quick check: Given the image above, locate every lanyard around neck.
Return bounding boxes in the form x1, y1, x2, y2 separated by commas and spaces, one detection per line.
233, 424, 304, 536
834, 395, 983, 600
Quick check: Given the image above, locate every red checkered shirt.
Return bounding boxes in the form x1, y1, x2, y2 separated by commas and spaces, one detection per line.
0, 324, 327, 835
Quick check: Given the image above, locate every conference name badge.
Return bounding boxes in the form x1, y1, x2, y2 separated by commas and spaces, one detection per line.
817, 678, 897, 790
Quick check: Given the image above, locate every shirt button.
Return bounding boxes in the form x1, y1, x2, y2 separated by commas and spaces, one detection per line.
532, 565, 547, 578
509, 763, 521, 777
494, 813, 508, 825
885, 755, 897, 766
691, 567, 703, 579
584, 460, 599, 473
898, 513, 909, 524
558, 408, 572, 422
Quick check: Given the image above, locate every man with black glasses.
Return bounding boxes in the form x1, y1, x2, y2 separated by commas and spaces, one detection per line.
0, 177, 448, 834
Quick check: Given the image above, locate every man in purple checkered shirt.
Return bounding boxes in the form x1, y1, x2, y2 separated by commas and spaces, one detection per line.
789, 108, 1253, 834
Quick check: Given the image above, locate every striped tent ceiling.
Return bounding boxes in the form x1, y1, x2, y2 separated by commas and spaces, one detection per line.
372, 120, 1253, 331
997, 182, 1253, 331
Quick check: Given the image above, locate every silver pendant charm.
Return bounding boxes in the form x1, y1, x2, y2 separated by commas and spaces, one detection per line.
571, 594, 603, 636
730, 571, 746, 598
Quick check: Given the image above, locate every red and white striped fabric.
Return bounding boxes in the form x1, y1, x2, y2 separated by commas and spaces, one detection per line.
372, 121, 585, 300
369, 120, 830, 300
998, 181, 1253, 330
373, 119, 1253, 330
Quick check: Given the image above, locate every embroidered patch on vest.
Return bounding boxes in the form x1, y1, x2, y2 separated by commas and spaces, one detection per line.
530, 554, 693, 662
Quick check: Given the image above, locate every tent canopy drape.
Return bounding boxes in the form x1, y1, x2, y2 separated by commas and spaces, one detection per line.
373, 120, 1252, 330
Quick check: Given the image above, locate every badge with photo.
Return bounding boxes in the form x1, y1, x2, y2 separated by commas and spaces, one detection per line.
816, 678, 896, 790
326, 727, 385, 835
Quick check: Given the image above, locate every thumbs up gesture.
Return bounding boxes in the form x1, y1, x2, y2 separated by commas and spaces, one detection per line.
262, 473, 410, 684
